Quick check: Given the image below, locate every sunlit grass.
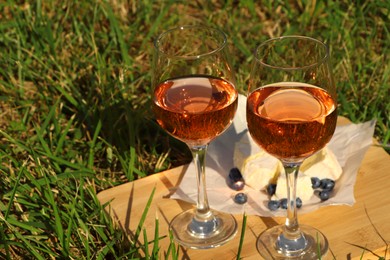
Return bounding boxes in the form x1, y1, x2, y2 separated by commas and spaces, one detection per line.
0, 0, 388, 258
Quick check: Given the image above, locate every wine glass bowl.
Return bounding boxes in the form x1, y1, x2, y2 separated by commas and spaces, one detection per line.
152, 25, 238, 249
247, 82, 337, 161
153, 76, 238, 147
247, 36, 337, 258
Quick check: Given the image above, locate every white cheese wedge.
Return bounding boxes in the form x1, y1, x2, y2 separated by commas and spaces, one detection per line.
233, 136, 280, 190
233, 137, 255, 174
240, 151, 280, 190
301, 147, 342, 180
275, 173, 314, 202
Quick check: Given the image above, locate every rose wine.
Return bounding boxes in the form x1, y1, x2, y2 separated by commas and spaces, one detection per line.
153, 76, 238, 147
247, 83, 337, 160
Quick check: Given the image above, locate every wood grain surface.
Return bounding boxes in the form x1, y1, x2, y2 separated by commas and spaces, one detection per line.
97, 118, 390, 259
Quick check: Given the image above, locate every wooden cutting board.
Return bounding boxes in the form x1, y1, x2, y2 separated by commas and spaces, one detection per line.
97, 118, 390, 259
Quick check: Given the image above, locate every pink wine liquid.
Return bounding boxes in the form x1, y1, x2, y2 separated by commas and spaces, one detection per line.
247, 84, 337, 160
154, 76, 238, 147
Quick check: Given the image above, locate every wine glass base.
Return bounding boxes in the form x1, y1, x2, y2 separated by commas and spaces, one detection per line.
257, 224, 328, 259
169, 208, 237, 249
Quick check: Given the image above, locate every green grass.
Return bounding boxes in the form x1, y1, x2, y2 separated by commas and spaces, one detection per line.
0, 0, 388, 259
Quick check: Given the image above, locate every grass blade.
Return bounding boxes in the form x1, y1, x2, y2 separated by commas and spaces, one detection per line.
143, 228, 149, 259
134, 187, 156, 244
151, 217, 160, 259
236, 213, 247, 260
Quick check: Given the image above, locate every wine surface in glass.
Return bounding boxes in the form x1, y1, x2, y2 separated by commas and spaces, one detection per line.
154, 76, 238, 147
247, 83, 337, 160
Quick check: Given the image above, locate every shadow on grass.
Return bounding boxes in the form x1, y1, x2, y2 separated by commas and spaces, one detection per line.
85, 97, 192, 178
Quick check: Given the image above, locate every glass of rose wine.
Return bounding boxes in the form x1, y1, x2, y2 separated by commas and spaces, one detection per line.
247, 36, 337, 258
152, 25, 238, 249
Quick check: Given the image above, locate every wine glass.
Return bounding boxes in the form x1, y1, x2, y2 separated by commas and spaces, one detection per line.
152, 25, 238, 249
247, 36, 337, 258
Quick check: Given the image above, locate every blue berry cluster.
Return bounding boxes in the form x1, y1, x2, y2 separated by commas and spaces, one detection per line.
268, 197, 303, 211
311, 177, 335, 201
266, 177, 336, 211
266, 183, 303, 211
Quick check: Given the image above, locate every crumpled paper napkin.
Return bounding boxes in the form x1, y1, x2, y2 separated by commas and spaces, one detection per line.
170, 94, 376, 217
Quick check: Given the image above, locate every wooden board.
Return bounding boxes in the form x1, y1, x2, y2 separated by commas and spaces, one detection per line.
97, 118, 390, 259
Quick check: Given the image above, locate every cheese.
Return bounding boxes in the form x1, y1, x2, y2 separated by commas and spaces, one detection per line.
240, 151, 280, 190
233, 135, 343, 203
272, 148, 340, 202
301, 148, 342, 180
275, 173, 314, 201
233, 136, 280, 190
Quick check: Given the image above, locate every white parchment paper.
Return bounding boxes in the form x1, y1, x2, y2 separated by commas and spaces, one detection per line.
170, 95, 376, 217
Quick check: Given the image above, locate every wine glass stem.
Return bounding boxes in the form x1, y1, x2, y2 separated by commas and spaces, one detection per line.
282, 161, 303, 239
191, 145, 213, 221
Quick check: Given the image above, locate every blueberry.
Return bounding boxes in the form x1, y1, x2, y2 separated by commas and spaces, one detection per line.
319, 190, 330, 201
266, 184, 277, 196
320, 178, 335, 191
296, 197, 303, 208
268, 200, 280, 211
311, 177, 321, 189
227, 168, 245, 191
280, 198, 288, 209
277, 198, 302, 209
233, 192, 247, 204
228, 167, 243, 182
